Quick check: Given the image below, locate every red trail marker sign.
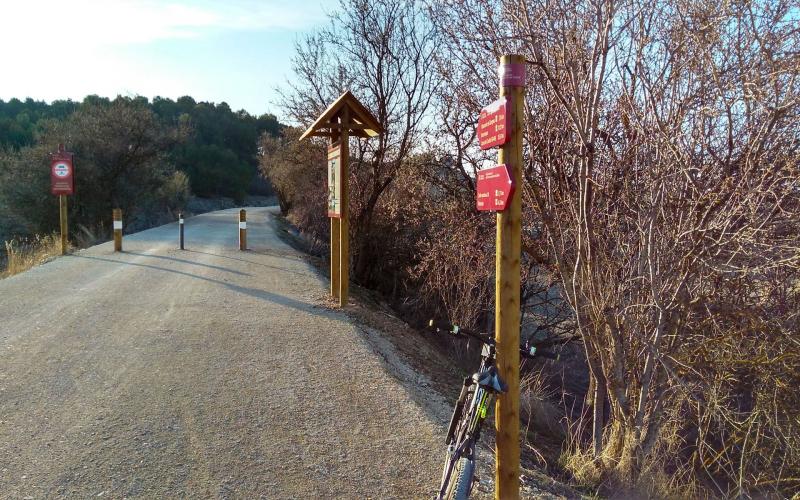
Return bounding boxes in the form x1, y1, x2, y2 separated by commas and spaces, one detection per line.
476, 164, 515, 212
478, 97, 509, 150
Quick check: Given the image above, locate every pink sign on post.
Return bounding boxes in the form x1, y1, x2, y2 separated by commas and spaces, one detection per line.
478, 97, 509, 150
476, 164, 515, 212
498, 62, 526, 87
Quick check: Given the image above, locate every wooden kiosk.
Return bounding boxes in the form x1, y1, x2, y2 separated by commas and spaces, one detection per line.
300, 91, 382, 307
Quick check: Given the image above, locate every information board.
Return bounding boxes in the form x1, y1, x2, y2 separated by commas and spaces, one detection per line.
327, 144, 342, 218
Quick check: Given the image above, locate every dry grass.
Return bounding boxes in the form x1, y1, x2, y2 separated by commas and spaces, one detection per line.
559, 445, 604, 491
2, 233, 67, 278
521, 371, 568, 450
558, 416, 703, 499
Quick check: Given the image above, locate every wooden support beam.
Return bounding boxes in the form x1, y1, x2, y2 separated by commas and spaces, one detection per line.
307, 130, 371, 138
339, 107, 350, 307
329, 127, 342, 302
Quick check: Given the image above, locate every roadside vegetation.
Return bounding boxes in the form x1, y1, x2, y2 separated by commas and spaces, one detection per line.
263, 0, 800, 497
1, 233, 65, 278
0, 95, 283, 263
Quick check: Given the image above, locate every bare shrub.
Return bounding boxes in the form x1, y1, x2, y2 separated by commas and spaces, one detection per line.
281, 0, 438, 287
2, 233, 65, 278
258, 127, 328, 248
158, 170, 191, 211
429, 0, 800, 495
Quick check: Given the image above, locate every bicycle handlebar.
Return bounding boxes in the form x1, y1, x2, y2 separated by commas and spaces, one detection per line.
428, 320, 560, 361
428, 320, 494, 345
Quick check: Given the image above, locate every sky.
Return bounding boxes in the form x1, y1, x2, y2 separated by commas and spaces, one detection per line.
0, 0, 338, 119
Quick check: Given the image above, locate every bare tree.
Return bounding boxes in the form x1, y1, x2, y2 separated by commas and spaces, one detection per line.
280, 0, 438, 286
430, 0, 800, 494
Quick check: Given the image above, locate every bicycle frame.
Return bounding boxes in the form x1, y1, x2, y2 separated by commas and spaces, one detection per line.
430, 319, 555, 499
438, 343, 506, 499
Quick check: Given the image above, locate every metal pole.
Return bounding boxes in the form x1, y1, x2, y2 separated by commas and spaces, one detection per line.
494, 54, 525, 500
239, 209, 247, 251
179, 212, 184, 250
59, 195, 68, 255
113, 208, 123, 252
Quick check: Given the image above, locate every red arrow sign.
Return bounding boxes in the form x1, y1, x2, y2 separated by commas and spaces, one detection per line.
478, 97, 509, 150
476, 164, 515, 211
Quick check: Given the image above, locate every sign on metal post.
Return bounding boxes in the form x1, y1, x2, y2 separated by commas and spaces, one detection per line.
327, 144, 342, 218
478, 97, 509, 150
50, 153, 74, 196
476, 164, 515, 211
50, 144, 74, 255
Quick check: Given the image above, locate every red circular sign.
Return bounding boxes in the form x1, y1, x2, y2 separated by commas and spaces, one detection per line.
53, 162, 70, 177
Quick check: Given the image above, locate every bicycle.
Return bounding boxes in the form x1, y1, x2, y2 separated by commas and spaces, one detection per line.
428, 320, 558, 500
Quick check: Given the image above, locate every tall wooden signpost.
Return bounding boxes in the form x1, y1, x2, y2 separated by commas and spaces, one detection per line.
476, 55, 526, 499
300, 91, 382, 307
50, 144, 75, 255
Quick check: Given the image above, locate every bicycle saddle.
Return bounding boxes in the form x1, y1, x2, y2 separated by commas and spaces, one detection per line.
474, 367, 508, 393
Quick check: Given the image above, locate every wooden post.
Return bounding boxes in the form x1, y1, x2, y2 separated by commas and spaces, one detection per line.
494, 54, 525, 500
330, 126, 342, 302
113, 208, 123, 252
239, 209, 247, 251
59, 195, 68, 255
330, 218, 341, 299
179, 212, 185, 250
339, 107, 350, 307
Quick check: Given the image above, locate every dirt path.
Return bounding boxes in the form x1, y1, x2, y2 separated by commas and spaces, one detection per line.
0, 207, 447, 498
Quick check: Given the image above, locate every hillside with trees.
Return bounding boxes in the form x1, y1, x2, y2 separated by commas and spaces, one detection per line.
261, 0, 800, 497
0, 95, 282, 248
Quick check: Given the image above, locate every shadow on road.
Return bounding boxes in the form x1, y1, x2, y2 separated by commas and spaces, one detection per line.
182, 250, 309, 277
124, 251, 253, 277
70, 255, 338, 321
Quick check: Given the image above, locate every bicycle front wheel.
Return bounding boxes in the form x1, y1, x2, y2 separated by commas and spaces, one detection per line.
444, 448, 476, 500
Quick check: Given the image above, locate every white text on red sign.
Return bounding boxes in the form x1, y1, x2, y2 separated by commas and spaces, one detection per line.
478, 97, 509, 150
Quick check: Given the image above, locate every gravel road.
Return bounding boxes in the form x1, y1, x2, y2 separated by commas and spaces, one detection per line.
0, 207, 447, 498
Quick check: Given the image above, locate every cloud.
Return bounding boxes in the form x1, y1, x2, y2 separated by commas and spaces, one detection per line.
0, 0, 329, 50
0, 0, 334, 113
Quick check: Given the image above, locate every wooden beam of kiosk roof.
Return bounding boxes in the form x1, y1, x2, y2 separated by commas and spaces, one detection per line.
312, 129, 371, 138
300, 91, 382, 140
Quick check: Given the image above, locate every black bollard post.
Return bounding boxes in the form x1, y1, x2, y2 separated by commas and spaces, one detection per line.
179, 212, 185, 250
